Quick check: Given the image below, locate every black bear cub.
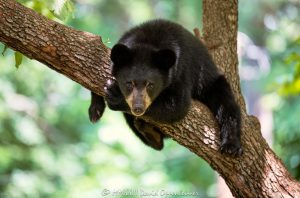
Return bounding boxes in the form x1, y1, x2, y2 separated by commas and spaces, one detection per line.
89, 19, 243, 156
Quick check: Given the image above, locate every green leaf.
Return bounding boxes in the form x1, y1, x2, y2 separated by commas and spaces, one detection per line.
295, 37, 300, 45
104, 38, 111, 44
2, 45, 8, 56
284, 52, 300, 65
52, 0, 74, 21
294, 63, 300, 79
15, 51, 23, 69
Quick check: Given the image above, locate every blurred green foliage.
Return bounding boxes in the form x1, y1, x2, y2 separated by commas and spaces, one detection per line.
0, 0, 300, 197
271, 38, 300, 179
16, 0, 74, 20
279, 40, 300, 96
239, 0, 300, 180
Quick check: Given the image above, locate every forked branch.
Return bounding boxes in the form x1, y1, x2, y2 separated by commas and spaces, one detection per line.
0, 0, 299, 197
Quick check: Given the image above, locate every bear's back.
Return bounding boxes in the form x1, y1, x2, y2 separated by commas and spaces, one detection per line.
119, 20, 197, 50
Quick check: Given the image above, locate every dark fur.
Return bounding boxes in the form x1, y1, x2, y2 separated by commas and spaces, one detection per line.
89, 19, 242, 156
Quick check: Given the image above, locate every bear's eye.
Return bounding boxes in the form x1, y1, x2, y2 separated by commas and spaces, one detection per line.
147, 82, 154, 90
126, 81, 134, 90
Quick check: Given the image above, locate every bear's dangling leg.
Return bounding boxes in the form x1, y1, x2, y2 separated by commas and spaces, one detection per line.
197, 75, 243, 156
89, 92, 105, 123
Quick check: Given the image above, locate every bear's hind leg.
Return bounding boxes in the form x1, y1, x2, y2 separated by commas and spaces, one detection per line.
124, 113, 164, 150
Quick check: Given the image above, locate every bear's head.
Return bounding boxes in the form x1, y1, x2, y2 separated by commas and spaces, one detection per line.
110, 43, 177, 116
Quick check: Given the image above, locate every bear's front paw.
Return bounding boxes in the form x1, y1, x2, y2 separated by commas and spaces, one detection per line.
88, 94, 105, 123
105, 80, 123, 107
220, 137, 243, 157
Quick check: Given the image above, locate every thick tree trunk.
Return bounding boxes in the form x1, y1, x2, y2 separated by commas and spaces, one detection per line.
0, 0, 299, 197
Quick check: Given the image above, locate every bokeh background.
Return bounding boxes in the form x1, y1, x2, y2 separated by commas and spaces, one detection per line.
0, 0, 299, 197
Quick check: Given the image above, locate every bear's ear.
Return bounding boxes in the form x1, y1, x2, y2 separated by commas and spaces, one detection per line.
110, 44, 133, 65
152, 49, 176, 70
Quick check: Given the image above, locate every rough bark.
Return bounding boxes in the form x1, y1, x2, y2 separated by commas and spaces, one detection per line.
0, 0, 111, 96
0, 0, 299, 197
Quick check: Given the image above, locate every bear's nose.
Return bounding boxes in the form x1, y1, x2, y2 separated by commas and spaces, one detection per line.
132, 106, 145, 116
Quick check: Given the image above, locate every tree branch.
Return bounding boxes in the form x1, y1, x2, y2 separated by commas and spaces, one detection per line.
1, 0, 299, 197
